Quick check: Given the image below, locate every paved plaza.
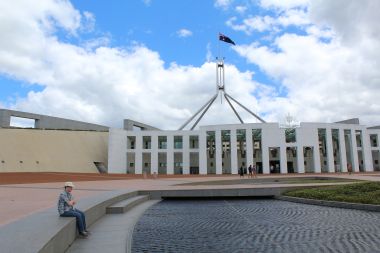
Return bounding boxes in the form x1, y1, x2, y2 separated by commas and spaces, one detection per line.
132, 199, 380, 253
2, 173, 373, 227
1, 173, 380, 253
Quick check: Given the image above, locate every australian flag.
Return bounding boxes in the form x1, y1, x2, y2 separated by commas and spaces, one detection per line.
219, 33, 235, 45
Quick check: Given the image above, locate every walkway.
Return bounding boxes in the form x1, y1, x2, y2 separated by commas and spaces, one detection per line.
0, 173, 379, 227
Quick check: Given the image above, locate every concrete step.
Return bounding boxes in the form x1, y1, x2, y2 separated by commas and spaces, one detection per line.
106, 195, 150, 214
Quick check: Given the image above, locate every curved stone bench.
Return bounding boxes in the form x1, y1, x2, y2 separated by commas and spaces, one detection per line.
0, 189, 139, 253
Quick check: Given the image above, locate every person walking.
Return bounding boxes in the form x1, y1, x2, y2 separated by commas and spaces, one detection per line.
239, 166, 244, 178
58, 182, 90, 238
253, 164, 257, 178
248, 165, 253, 178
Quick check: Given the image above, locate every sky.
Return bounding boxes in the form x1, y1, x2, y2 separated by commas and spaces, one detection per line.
0, 0, 380, 129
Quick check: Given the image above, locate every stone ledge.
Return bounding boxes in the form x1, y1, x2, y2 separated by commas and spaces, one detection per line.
276, 195, 380, 212
106, 195, 150, 214
139, 186, 305, 199
0, 190, 139, 253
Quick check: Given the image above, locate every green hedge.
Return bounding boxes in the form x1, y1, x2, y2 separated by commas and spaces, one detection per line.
285, 182, 380, 205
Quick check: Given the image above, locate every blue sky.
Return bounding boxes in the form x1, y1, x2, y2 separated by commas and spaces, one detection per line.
1, 0, 289, 107
0, 0, 379, 129
68, 0, 280, 87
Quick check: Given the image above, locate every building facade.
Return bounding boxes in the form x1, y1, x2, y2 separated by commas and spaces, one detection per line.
108, 121, 380, 174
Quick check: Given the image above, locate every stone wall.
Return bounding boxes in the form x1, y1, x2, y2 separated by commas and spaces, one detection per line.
0, 129, 108, 173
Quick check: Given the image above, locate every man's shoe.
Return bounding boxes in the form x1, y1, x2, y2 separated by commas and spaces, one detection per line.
85, 230, 91, 235
79, 232, 88, 238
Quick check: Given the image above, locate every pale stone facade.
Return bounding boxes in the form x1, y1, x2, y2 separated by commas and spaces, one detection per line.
108, 122, 380, 174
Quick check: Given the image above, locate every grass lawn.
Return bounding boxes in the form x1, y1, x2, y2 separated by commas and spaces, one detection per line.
284, 181, 380, 205
272, 178, 358, 184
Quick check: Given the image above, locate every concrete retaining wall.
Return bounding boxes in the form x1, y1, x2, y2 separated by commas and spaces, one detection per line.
0, 129, 108, 173
140, 185, 326, 199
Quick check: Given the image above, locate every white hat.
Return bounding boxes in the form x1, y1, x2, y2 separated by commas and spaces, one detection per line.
64, 182, 75, 188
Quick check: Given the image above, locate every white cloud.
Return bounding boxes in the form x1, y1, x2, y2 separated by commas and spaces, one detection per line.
306, 25, 334, 39
0, 0, 263, 129
235, 5, 247, 14
81, 36, 111, 51
277, 8, 309, 27
226, 16, 274, 34
234, 0, 380, 125
176, 29, 193, 38
142, 0, 152, 6
9, 117, 35, 128
214, 0, 233, 10
309, 0, 380, 46
81, 11, 95, 32
226, 8, 309, 35
260, 0, 310, 10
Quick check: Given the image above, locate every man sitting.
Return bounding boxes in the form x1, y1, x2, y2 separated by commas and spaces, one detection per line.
58, 182, 90, 238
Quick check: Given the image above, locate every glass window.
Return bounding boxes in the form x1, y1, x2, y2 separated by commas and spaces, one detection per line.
158, 136, 167, 149
127, 136, 136, 149
207, 131, 215, 158
252, 129, 261, 150
190, 135, 199, 149
356, 130, 362, 147
174, 136, 183, 149
370, 134, 378, 147
143, 136, 151, 149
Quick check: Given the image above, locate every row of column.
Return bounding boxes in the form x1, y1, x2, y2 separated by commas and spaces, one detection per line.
202, 128, 373, 174
128, 127, 373, 174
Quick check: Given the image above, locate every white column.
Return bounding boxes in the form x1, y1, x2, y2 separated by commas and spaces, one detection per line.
262, 146, 270, 174
183, 135, 190, 174
339, 128, 348, 172
246, 128, 253, 167
297, 146, 305, 173
280, 146, 287, 174
135, 135, 143, 174
362, 130, 374, 172
279, 128, 287, 174
199, 131, 207, 174
351, 130, 360, 172
312, 128, 322, 173
215, 130, 222, 174
313, 146, 322, 173
108, 129, 127, 173
151, 135, 158, 174
167, 135, 174, 174
326, 128, 335, 173
230, 130, 238, 174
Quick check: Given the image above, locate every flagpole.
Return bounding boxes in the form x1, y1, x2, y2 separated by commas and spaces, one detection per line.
217, 33, 220, 60
178, 33, 266, 129
218, 33, 223, 103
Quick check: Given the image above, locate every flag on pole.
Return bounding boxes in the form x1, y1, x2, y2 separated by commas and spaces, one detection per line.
219, 33, 235, 45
